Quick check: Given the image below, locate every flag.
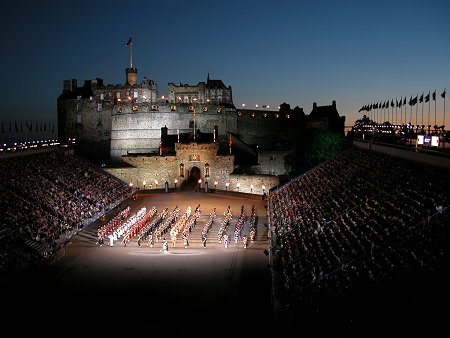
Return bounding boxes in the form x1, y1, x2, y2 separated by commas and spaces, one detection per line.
391, 99, 394, 108
442, 90, 446, 98
125, 37, 132, 46
425, 92, 430, 103
229, 134, 232, 148
419, 94, 423, 103
432, 91, 436, 101
399, 98, 402, 107
403, 97, 406, 105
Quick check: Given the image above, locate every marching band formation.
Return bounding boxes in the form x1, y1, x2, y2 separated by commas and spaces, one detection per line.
96, 203, 260, 251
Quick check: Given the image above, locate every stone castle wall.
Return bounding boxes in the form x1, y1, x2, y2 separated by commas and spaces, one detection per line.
103, 142, 282, 193
110, 104, 238, 159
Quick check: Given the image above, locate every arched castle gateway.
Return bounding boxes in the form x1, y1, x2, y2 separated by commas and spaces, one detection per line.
57, 60, 345, 193
103, 141, 278, 194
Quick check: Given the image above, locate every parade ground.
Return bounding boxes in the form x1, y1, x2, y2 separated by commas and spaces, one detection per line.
4, 189, 275, 337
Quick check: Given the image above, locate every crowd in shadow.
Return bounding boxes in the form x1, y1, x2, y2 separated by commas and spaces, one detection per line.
268, 146, 449, 337
0, 149, 131, 279
2, 144, 449, 337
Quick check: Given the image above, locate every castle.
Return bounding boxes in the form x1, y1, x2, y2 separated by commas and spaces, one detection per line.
57, 65, 345, 193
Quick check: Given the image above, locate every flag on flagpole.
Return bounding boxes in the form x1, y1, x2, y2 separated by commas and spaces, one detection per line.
125, 37, 132, 46
442, 90, 446, 98
432, 90, 436, 101
425, 92, 430, 103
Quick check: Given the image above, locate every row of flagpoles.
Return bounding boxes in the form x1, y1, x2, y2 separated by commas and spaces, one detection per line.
358, 89, 446, 128
1, 120, 56, 145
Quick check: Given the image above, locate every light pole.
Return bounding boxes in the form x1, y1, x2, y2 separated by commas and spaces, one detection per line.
143, 180, 146, 190
214, 180, 218, 190
174, 178, 178, 190
262, 184, 265, 195
250, 184, 253, 193
237, 182, 240, 192
198, 179, 202, 192
225, 182, 229, 190
154, 179, 158, 189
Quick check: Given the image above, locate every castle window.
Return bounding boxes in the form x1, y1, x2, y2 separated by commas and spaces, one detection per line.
97, 103, 102, 111
170, 105, 177, 111
179, 163, 184, 177
132, 105, 138, 111
263, 113, 267, 118
100, 93, 104, 100
286, 114, 290, 119
205, 163, 210, 177
216, 107, 221, 113
251, 112, 255, 117
202, 106, 208, 112
116, 92, 121, 99
133, 91, 138, 98
77, 114, 82, 124
77, 103, 81, 112
152, 105, 158, 111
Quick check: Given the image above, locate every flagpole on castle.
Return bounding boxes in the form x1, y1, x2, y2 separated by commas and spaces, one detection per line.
125, 37, 133, 68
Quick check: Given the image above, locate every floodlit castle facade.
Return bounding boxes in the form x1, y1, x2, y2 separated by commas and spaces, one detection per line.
57, 65, 344, 193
